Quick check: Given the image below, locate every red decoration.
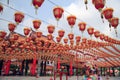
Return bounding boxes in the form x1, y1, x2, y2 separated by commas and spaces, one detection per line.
67, 15, 76, 28
63, 38, 68, 44
100, 34, 104, 40
47, 25, 55, 34
8, 23, 16, 32
68, 33, 74, 40
30, 58, 36, 76
102, 8, 114, 20
56, 36, 61, 43
82, 38, 87, 43
53, 6, 64, 21
32, 0, 44, 14
13, 34, 19, 40
109, 17, 119, 28
0, 4, 3, 13
92, 0, 105, 11
36, 31, 42, 37
69, 62, 73, 76
58, 30, 65, 38
33, 20, 41, 30
87, 27, 94, 36
104, 36, 108, 42
78, 22, 86, 32
76, 36, 81, 42
57, 58, 60, 71
14, 12, 24, 24
94, 30, 100, 38
70, 40, 74, 45
24, 27, 31, 36
47, 34, 53, 40
0, 31, 7, 38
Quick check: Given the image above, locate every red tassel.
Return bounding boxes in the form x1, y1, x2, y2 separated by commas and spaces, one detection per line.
69, 62, 73, 76
30, 58, 36, 75
57, 59, 60, 71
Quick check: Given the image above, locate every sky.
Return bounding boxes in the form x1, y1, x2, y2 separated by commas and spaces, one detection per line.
0, 0, 120, 43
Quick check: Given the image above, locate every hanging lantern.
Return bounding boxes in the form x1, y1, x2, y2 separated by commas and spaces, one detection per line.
102, 8, 114, 20
109, 17, 119, 37
47, 25, 55, 34
53, 6, 64, 21
76, 36, 81, 42
0, 4, 3, 14
0, 31, 7, 39
70, 40, 74, 46
8, 23, 16, 32
104, 36, 108, 42
78, 22, 86, 36
56, 36, 61, 43
84, 0, 88, 10
94, 30, 100, 38
58, 30, 65, 38
47, 34, 53, 40
13, 34, 19, 40
87, 27, 94, 37
33, 20, 41, 30
67, 15, 76, 32
32, 0, 44, 14
24, 27, 31, 36
36, 31, 42, 38
92, 0, 105, 12
63, 38, 68, 44
14, 12, 24, 25
68, 33, 74, 40
100, 34, 104, 41
82, 38, 87, 43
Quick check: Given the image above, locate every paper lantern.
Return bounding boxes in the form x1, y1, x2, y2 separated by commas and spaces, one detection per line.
32, 0, 44, 14
87, 27, 94, 36
0, 31, 7, 39
47, 25, 55, 34
8, 23, 16, 32
24, 27, 31, 36
102, 8, 113, 20
47, 34, 53, 40
0, 4, 3, 13
13, 34, 19, 40
76, 36, 81, 42
100, 34, 104, 41
92, 0, 105, 11
63, 38, 68, 44
67, 15, 76, 30
82, 38, 87, 43
94, 30, 100, 38
33, 20, 41, 30
58, 30, 65, 38
36, 31, 42, 38
14, 12, 24, 24
68, 33, 74, 40
53, 6, 64, 21
56, 36, 61, 43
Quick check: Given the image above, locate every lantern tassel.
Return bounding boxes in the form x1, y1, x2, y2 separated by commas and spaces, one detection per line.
84, 0, 88, 10
109, 24, 111, 31
101, 14, 104, 23
7, 0, 9, 4
115, 29, 118, 37
35, 9, 37, 15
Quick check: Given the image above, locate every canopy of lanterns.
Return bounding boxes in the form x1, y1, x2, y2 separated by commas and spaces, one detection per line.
0, 0, 120, 68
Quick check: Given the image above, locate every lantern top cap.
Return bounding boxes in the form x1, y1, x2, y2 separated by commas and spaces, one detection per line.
102, 8, 114, 13
58, 29, 65, 32
33, 19, 41, 22
53, 6, 64, 11
47, 25, 55, 28
67, 15, 76, 19
24, 27, 31, 29
111, 17, 119, 20
79, 22, 86, 24
8, 22, 16, 25
15, 11, 24, 15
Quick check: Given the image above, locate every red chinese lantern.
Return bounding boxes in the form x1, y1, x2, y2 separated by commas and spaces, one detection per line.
92, 0, 105, 12
68, 33, 74, 40
76, 36, 81, 42
32, 0, 44, 14
67, 15, 76, 32
63, 38, 68, 44
70, 40, 74, 46
87, 27, 94, 37
13, 34, 19, 40
24, 27, 31, 36
94, 30, 100, 38
47, 25, 55, 34
102, 8, 114, 20
78, 22, 86, 36
58, 30, 65, 38
36, 31, 42, 38
0, 4, 3, 14
14, 12, 24, 25
0, 31, 7, 39
53, 6, 64, 21
47, 34, 53, 40
82, 38, 87, 43
100, 34, 104, 41
56, 36, 61, 43
109, 17, 119, 36
8, 23, 16, 32
33, 20, 41, 30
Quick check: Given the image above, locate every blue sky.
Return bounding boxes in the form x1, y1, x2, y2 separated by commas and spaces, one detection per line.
0, 0, 120, 42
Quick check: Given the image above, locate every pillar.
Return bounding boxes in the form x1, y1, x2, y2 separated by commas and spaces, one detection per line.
0, 60, 3, 75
